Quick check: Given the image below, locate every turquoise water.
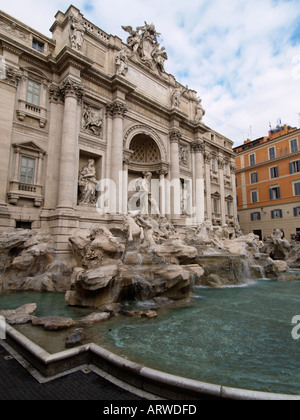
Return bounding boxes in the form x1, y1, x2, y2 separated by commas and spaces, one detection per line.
0, 292, 91, 319
1, 279, 300, 395
103, 279, 300, 395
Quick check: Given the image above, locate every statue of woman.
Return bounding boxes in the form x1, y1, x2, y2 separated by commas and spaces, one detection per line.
78, 159, 98, 205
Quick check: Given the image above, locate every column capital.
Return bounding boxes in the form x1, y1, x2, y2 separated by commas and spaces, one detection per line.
218, 157, 224, 170
204, 150, 211, 163
169, 128, 181, 143
106, 101, 127, 118
157, 169, 168, 176
191, 140, 204, 153
59, 77, 84, 102
230, 163, 237, 174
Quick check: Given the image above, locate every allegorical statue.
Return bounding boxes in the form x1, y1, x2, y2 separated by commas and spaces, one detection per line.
115, 47, 129, 76
122, 22, 168, 74
70, 16, 85, 51
195, 97, 206, 122
78, 159, 98, 205
171, 84, 188, 108
128, 172, 160, 215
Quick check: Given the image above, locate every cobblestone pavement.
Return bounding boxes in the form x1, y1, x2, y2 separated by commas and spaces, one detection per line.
0, 344, 144, 400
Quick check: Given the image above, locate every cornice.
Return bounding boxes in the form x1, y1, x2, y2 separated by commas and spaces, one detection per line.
54, 46, 93, 75
236, 150, 300, 174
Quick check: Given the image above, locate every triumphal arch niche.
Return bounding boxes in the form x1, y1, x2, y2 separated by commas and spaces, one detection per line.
124, 125, 169, 216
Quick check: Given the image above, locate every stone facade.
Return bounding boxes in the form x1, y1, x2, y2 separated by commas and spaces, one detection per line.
0, 6, 237, 263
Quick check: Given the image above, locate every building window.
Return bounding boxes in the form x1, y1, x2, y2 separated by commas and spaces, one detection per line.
294, 207, 300, 217
269, 147, 276, 160
269, 186, 281, 200
226, 201, 232, 216
289, 160, 300, 174
290, 138, 299, 154
20, 156, 35, 184
250, 172, 258, 184
251, 190, 258, 203
271, 209, 283, 219
26, 80, 41, 106
249, 153, 256, 166
213, 198, 219, 214
293, 181, 300, 196
211, 157, 217, 172
270, 166, 279, 179
251, 212, 261, 221
32, 39, 44, 53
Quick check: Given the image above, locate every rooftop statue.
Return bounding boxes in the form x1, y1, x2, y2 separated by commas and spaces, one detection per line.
122, 22, 168, 74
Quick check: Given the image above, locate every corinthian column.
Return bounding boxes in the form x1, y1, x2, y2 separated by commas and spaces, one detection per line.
107, 101, 127, 213
169, 129, 181, 221
204, 150, 212, 220
218, 157, 226, 226
191, 141, 205, 224
57, 78, 83, 210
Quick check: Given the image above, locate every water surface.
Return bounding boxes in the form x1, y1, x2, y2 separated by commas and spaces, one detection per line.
1, 279, 300, 395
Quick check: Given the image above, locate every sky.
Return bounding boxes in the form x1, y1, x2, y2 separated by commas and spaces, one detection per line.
1, 0, 300, 146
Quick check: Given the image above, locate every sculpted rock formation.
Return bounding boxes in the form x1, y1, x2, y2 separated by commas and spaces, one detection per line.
0, 230, 71, 294
65, 214, 203, 308
0, 216, 294, 310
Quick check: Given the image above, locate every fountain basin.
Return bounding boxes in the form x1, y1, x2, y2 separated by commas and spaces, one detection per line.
1, 278, 300, 399
2, 323, 300, 400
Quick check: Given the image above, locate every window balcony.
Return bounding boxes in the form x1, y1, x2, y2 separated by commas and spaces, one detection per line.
8, 181, 43, 207
16, 99, 47, 128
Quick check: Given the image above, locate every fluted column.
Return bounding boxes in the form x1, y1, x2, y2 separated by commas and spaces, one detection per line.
57, 78, 83, 210
231, 162, 238, 220
107, 101, 127, 213
191, 141, 205, 224
204, 150, 212, 221
169, 129, 181, 220
218, 157, 226, 226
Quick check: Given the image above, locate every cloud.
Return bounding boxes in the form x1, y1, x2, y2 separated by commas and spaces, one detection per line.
1, 0, 300, 145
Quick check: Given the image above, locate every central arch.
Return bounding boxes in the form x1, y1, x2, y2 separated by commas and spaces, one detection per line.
124, 124, 167, 163
129, 134, 161, 164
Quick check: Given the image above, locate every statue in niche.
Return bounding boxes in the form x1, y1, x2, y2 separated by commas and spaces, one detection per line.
195, 97, 205, 122
128, 172, 160, 216
78, 159, 98, 205
171, 84, 188, 108
70, 16, 85, 51
116, 47, 129, 76
82, 104, 103, 136
122, 22, 168, 74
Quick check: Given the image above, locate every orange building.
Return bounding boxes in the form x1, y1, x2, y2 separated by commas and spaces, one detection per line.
234, 124, 300, 240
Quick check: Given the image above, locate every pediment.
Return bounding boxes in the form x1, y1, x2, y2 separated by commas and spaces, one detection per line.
12, 142, 46, 154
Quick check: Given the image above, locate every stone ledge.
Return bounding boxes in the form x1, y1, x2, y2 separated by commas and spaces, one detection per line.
3, 324, 300, 400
